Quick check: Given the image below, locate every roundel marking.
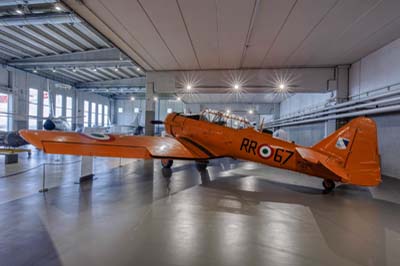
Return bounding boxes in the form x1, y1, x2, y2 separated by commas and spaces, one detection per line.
258, 144, 274, 159
82, 132, 111, 141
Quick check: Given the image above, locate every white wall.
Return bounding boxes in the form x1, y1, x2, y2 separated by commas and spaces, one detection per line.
115, 99, 146, 126
279, 92, 333, 118
349, 37, 400, 178
0, 66, 111, 130
350, 38, 400, 97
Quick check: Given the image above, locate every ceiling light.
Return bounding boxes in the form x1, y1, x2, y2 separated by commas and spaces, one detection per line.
279, 83, 285, 90
72, 67, 77, 72
52, 68, 56, 73
226, 109, 231, 114
93, 67, 97, 72
248, 109, 253, 114
55, 4, 62, 11
33, 68, 37, 73
176, 97, 181, 101
15, 8, 23, 15
234, 84, 240, 90
153, 96, 158, 101
130, 96, 135, 101
136, 67, 141, 72
186, 84, 192, 90
114, 66, 119, 72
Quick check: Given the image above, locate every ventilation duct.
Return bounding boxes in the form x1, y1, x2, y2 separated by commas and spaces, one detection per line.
0, 0, 56, 7
0, 13, 81, 26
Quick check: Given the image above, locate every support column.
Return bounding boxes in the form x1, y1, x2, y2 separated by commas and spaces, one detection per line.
335, 65, 350, 129
335, 65, 350, 103
145, 81, 155, 136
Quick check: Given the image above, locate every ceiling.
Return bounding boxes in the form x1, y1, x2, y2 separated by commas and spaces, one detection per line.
64, 0, 400, 71
0, 0, 143, 94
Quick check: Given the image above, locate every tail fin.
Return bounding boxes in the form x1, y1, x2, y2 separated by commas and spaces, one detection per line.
311, 117, 381, 186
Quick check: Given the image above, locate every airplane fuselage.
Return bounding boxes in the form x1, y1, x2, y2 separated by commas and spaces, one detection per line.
164, 113, 339, 182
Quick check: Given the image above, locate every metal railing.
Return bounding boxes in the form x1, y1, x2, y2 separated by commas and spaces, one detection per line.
268, 82, 400, 128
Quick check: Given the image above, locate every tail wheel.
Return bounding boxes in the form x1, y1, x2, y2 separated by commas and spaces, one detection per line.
322, 179, 336, 193
196, 160, 208, 171
161, 159, 173, 169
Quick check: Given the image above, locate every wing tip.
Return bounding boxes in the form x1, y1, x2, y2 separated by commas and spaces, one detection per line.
19, 129, 44, 149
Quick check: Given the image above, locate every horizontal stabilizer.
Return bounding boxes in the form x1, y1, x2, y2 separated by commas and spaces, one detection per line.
296, 147, 349, 182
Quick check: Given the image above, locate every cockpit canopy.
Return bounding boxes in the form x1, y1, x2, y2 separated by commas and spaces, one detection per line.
199, 109, 251, 129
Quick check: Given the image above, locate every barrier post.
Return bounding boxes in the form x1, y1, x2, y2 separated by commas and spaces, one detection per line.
39, 163, 49, 193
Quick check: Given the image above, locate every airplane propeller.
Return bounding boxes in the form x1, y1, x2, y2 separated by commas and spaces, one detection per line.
150, 120, 164, 125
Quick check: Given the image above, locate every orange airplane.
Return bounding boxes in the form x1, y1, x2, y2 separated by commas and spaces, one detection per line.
19, 109, 381, 193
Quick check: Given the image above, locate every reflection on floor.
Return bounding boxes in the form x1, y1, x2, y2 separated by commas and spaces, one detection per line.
1, 151, 400, 266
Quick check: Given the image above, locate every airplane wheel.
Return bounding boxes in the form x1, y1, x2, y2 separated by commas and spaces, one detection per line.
162, 168, 172, 178
196, 160, 208, 171
322, 179, 335, 193
161, 159, 173, 169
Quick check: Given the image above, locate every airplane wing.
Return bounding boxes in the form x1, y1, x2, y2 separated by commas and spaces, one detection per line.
19, 130, 211, 160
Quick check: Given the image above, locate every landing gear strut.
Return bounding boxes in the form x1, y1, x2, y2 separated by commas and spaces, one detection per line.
322, 179, 335, 194
161, 159, 173, 169
196, 160, 209, 171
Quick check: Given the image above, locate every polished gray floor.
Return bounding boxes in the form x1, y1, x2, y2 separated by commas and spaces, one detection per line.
1, 149, 400, 266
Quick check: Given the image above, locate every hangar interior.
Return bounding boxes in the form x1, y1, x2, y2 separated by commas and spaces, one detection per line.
1, 1, 400, 265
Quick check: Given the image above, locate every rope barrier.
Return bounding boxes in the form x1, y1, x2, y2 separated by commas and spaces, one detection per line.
0, 160, 81, 179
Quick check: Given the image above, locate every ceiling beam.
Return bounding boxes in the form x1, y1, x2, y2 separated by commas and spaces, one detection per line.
75, 77, 146, 88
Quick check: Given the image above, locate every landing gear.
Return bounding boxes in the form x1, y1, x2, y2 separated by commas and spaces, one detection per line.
322, 179, 336, 194
161, 159, 173, 169
196, 160, 209, 171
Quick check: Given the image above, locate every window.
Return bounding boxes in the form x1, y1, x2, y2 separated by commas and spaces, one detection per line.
43, 91, 50, 118
66, 96, 72, 124
84, 101, 89, 127
28, 88, 38, 129
98, 104, 103, 126
55, 94, 63, 117
104, 105, 109, 126
91, 102, 96, 127
0, 93, 9, 131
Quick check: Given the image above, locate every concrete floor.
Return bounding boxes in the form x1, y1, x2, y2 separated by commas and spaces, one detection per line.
1, 150, 400, 266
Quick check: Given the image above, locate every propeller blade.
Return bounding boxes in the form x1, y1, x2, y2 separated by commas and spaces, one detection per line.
150, 120, 164, 125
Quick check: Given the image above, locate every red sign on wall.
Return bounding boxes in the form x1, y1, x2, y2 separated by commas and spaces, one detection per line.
0, 95, 8, 103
